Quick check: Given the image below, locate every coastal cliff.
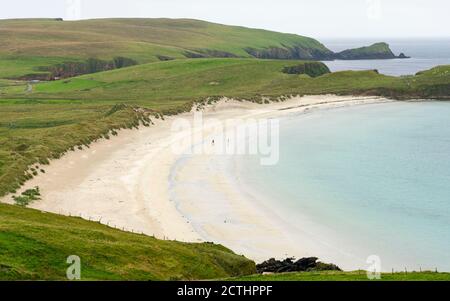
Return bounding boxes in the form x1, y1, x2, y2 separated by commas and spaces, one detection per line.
246, 42, 409, 61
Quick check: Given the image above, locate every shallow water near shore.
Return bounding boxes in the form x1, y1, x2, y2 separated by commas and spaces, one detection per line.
236, 101, 450, 271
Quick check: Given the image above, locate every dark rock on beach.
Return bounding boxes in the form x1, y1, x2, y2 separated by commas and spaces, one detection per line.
256, 257, 341, 274
282, 62, 330, 77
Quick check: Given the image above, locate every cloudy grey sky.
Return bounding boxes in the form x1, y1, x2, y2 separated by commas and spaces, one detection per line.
1, 0, 448, 38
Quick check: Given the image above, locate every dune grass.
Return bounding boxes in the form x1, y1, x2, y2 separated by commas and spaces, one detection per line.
0, 203, 255, 280
0, 99, 154, 196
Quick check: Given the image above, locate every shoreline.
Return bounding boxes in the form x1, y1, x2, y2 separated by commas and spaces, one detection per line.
168, 97, 395, 268
1, 95, 392, 265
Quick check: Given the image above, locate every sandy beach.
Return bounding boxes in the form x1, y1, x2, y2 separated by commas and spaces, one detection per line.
1, 95, 392, 265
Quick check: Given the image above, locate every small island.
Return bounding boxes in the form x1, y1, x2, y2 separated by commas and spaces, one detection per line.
335, 42, 410, 60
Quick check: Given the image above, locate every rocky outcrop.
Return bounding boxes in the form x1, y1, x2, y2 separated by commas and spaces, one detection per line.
245, 42, 408, 61
398, 53, 410, 59
256, 257, 341, 274
157, 55, 175, 61
34, 57, 138, 80
282, 62, 330, 77
245, 45, 335, 60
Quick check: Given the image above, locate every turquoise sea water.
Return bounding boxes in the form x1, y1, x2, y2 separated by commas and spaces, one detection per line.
236, 102, 450, 271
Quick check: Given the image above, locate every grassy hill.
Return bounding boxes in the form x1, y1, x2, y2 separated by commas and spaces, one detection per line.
4, 59, 450, 103
228, 270, 450, 281
0, 59, 449, 196
0, 18, 407, 80
0, 203, 255, 280
3, 200, 448, 281
0, 18, 333, 79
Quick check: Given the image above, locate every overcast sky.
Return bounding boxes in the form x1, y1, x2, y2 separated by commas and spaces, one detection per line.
1, 0, 448, 38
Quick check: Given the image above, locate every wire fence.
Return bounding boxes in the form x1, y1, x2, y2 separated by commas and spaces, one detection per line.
60, 210, 197, 243
58, 210, 443, 274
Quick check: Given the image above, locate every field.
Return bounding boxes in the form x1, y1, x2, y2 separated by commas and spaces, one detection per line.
0, 18, 333, 79
0, 203, 255, 280
2, 202, 449, 281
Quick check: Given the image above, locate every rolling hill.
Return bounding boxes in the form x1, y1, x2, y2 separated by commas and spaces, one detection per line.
0, 18, 333, 79
0, 203, 255, 280
0, 18, 405, 80
2, 201, 448, 281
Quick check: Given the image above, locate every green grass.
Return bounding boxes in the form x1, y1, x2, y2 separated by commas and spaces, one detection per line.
0, 203, 255, 280
0, 18, 332, 79
12, 186, 41, 207
0, 59, 449, 196
6, 59, 450, 102
0, 99, 153, 196
228, 270, 450, 281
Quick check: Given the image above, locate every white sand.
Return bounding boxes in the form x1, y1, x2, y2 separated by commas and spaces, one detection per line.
1, 95, 392, 266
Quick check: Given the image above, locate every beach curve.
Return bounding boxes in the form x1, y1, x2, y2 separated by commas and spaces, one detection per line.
0, 95, 392, 264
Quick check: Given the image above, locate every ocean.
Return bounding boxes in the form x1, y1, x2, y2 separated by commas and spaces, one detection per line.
321, 38, 450, 76
236, 101, 450, 271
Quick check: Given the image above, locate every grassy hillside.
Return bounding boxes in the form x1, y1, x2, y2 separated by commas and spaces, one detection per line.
228, 270, 450, 281
0, 18, 333, 79
0, 203, 255, 280
4, 59, 450, 102
0, 59, 449, 196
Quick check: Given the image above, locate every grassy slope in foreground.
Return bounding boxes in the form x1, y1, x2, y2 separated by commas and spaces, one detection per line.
229, 270, 450, 281
0, 203, 255, 280
0, 18, 332, 79
0, 60, 449, 197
